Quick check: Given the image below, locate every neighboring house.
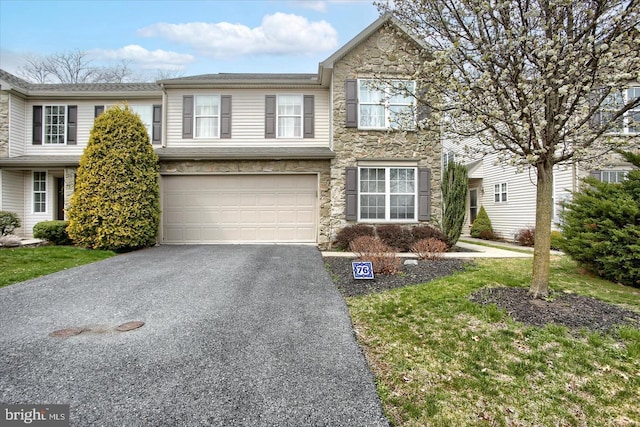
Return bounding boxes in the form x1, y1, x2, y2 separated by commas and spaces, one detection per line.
442, 86, 639, 240
0, 15, 441, 248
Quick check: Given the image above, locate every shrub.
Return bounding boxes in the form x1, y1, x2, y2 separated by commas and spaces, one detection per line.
411, 238, 448, 260
67, 104, 160, 251
515, 228, 536, 247
350, 236, 401, 275
411, 225, 448, 245
441, 161, 468, 246
33, 220, 72, 245
334, 224, 376, 250
550, 230, 565, 251
376, 224, 414, 252
0, 234, 21, 247
561, 154, 640, 287
470, 206, 494, 239
0, 211, 21, 236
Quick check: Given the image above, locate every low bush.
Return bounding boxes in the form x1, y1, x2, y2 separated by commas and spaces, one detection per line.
411, 238, 448, 260
470, 206, 494, 239
0, 211, 21, 236
550, 231, 565, 251
334, 224, 376, 250
376, 224, 414, 252
350, 236, 401, 275
33, 221, 72, 245
411, 225, 448, 246
515, 228, 536, 247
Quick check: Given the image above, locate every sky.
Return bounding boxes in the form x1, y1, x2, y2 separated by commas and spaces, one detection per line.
0, 0, 381, 81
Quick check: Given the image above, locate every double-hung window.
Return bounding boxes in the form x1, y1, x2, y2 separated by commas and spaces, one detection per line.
277, 95, 303, 138
595, 87, 640, 134
44, 106, 66, 144
600, 170, 628, 183
359, 167, 417, 221
358, 79, 416, 130
195, 95, 220, 138
494, 183, 508, 203
33, 172, 46, 213
129, 105, 153, 137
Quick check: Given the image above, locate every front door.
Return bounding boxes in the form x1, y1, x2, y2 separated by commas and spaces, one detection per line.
56, 178, 65, 220
469, 188, 478, 225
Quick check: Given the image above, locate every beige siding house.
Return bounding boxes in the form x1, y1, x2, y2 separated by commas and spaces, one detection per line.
0, 15, 442, 248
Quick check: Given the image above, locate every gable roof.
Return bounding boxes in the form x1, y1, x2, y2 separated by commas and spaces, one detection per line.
158, 73, 320, 88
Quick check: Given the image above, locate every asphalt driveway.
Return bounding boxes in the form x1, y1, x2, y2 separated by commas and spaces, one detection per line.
0, 245, 388, 426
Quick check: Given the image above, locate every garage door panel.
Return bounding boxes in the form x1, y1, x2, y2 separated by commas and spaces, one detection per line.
163, 175, 317, 243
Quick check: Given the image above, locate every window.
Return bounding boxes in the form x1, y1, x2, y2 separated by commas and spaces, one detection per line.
595, 87, 640, 134
358, 79, 416, 130
129, 105, 153, 137
277, 95, 302, 138
44, 106, 66, 144
627, 87, 640, 133
195, 95, 219, 138
443, 150, 455, 167
33, 172, 46, 213
359, 167, 417, 221
494, 183, 508, 203
600, 170, 629, 183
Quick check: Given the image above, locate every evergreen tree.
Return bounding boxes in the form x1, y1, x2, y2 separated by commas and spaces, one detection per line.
441, 161, 468, 246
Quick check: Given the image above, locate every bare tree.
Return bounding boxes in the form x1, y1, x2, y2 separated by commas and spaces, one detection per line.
92, 60, 134, 83
17, 54, 51, 83
44, 50, 96, 83
380, 0, 640, 297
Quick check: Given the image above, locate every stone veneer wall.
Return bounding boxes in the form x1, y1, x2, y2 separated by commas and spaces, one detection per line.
0, 91, 9, 158
329, 23, 443, 242
63, 168, 77, 219
159, 159, 332, 247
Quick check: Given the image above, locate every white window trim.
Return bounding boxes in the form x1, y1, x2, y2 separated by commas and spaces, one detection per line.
494, 183, 508, 203
600, 87, 640, 135
357, 166, 418, 222
357, 79, 416, 130
600, 170, 629, 183
43, 105, 67, 145
276, 94, 303, 139
33, 171, 47, 214
194, 95, 221, 139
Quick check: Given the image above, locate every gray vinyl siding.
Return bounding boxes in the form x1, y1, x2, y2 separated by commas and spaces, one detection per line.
0, 170, 25, 235
9, 95, 25, 156
166, 88, 330, 147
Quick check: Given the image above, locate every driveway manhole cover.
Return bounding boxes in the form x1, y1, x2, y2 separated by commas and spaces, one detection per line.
50, 327, 85, 337
116, 321, 144, 332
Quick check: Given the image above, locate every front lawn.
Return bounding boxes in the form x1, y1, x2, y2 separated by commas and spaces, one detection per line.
0, 246, 115, 288
347, 258, 640, 426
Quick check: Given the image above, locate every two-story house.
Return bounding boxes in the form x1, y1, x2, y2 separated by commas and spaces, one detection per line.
0, 15, 442, 248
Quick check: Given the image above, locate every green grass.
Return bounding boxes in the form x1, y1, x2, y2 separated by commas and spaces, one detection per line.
347, 258, 640, 426
0, 246, 116, 287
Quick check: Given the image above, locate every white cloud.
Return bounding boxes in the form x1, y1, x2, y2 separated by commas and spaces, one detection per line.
91, 45, 195, 70
137, 13, 338, 59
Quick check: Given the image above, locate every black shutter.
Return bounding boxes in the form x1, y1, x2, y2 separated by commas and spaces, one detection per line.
182, 95, 193, 139
94, 105, 105, 118
66, 105, 77, 145
417, 168, 431, 221
152, 104, 162, 144
345, 79, 358, 128
220, 95, 232, 139
303, 95, 314, 138
416, 86, 431, 126
345, 167, 358, 221
32, 106, 43, 145
265, 95, 276, 138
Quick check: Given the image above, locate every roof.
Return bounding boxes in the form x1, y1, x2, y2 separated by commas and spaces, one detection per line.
158, 73, 321, 88
0, 156, 81, 168
155, 147, 335, 161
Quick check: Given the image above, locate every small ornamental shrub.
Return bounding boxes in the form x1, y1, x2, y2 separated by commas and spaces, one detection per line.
515, 228, 536, 247
411, 238, 448, 260
0, 234, 21, 247
67, 104, 160, 251
334, 224, 376, 250
470, 206, 494, 239
550, 230, 565, 251
376, 224, 414, 252
441, 161, 468, 246
350, 236, 401, 275
0, 211, 21, 236
33, 220, 72, 245
412, 225, 448, 246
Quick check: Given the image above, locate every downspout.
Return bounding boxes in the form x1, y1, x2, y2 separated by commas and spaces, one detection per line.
160, 83, 167, 148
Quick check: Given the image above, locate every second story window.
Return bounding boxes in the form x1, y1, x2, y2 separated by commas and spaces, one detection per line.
277, 95, 303, 138
129, 105, 153, 137
33, 105, 77, 146
494, 183, 508, 203
358, 79, 416, 130
195, 95, 220, 138
594, 87, 640, 134
44, 106, 65, 144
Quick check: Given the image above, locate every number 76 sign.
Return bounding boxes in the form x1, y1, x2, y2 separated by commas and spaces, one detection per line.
352, 261, 374, 279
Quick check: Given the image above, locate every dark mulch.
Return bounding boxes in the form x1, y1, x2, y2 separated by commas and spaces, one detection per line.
471, 287, 640, 333
324, 256, 469, 297
325, 256, 640, 334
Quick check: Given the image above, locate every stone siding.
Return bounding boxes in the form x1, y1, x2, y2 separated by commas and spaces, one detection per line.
0, 91, 8, 158
63, 168, 77, 219
159, 159, 332, 247
329, 23, 442, 242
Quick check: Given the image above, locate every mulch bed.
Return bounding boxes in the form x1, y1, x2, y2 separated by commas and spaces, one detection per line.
324, 257, 640, 333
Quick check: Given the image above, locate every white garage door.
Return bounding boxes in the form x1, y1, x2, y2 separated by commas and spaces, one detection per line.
162, 174, 317, 243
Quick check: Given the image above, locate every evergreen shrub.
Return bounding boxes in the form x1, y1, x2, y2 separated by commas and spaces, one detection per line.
334, 224, 376, 250
470, 206, 494, 239
376, 224, 414, 251
33, 220, 72, 245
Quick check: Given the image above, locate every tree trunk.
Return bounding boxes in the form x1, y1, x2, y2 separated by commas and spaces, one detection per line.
530, 161, 554, 298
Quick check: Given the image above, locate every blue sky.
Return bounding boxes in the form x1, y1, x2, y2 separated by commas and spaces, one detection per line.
0, 0, 380, 81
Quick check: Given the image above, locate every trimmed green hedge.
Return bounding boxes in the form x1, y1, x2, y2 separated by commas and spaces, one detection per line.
33, 220, 72, 245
